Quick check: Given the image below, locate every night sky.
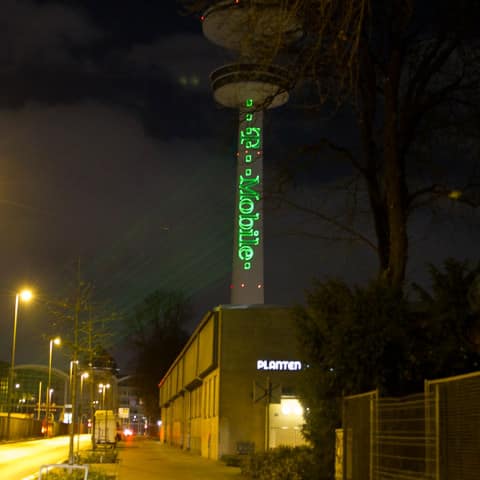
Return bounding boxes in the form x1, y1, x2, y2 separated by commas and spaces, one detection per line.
1, 1, 479, 372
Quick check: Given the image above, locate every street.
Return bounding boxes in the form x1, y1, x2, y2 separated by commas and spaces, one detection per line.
0, 434, 91, 480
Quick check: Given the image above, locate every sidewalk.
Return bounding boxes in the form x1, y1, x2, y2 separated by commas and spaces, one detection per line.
116, 438, 243, 480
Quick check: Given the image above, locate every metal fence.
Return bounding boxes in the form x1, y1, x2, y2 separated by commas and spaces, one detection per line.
341, 370, 480, 480
342, 390, 378, 480
0, 414, 43, 440
425, 371, 480, 480
374, 393, 436, 480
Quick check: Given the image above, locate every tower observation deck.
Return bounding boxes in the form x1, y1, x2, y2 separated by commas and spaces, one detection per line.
202, 0, 301, 305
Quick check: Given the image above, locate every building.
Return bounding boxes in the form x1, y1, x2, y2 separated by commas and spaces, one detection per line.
0, 363, 68, 419
117, 376, 146, 434
159, 305, 307, 459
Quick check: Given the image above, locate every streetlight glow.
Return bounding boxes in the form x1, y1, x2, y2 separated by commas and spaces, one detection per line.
98, 383, 111, 409
19, 289, 33, 302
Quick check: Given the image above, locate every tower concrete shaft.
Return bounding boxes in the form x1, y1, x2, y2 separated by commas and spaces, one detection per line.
231, 103, 264, 304
203, 1, 299, 305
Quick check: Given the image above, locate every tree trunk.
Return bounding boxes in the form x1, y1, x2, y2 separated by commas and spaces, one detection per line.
357, 40, 390, 274
383, 48, 408, 289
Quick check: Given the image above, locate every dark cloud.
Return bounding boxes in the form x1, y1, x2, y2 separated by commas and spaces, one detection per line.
2, 0, 101, 66
1, 1, 230, 141
0, 64, 226, 140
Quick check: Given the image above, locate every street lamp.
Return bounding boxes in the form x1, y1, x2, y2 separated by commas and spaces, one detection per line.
79, 372, 89, 424
98, 383, 111, 446
98, 383, 111, 409
7, 289, 33, 439
45, 336, 61, 436
80, 372, 89, 403
14, 383, 20, 411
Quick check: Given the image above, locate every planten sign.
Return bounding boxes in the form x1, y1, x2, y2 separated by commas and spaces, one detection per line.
257, 360, 302, 371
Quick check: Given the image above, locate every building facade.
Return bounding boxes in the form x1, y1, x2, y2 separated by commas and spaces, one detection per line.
117, 376, 146, 434
159, 305, 307, 459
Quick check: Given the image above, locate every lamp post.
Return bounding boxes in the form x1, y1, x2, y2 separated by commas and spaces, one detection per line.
7, 289, 33, 439
99, 383, 111, 410
14, 383, 21, 411
80, 372, 89, 415
68, 359, 79, 465
45, 337, 61, 436
99, 383, 111, 444
37, 381, 42, 420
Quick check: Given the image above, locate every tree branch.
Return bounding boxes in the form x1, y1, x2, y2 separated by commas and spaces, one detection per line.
277, 196, 378, 252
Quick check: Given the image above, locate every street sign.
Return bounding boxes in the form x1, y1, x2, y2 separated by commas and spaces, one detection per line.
118, 407, 129, 419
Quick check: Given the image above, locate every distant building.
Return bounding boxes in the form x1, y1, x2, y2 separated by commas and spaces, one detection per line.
117, 376, 146, 434
0, 364, 68, 419
159, 305, 307, 459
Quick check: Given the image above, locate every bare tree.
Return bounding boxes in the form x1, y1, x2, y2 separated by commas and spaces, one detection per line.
47, 261, 118, 459
127, 290, 190, 421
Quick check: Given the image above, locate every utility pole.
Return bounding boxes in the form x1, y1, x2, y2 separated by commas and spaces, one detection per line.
37, 381, 42, 420
253, 376, 277, 451
68, 260, 82, 465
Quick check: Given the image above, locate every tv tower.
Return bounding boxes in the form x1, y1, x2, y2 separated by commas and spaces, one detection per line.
202, 1, 300, 305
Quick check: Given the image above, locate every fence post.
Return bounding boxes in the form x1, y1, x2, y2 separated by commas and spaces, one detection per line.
369, 392, 375, 480
342, 397, 346, 480
424, 380, 430, 479
376, 392, 379, 480
435, 384, 440, 480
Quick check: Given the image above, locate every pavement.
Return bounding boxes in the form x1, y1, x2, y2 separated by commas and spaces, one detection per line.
111, 438, 243, 480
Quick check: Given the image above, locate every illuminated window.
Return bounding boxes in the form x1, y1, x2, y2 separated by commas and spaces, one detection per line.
281, 398, 304, 416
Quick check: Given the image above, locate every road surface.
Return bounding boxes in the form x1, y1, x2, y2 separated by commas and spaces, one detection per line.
0, 434, 91, 480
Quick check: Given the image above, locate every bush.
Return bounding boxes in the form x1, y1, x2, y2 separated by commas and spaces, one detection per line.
220, 454, 245, 467
39, 467, 114, 479
241, 446, 319, 480
77, 449, 118, 464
